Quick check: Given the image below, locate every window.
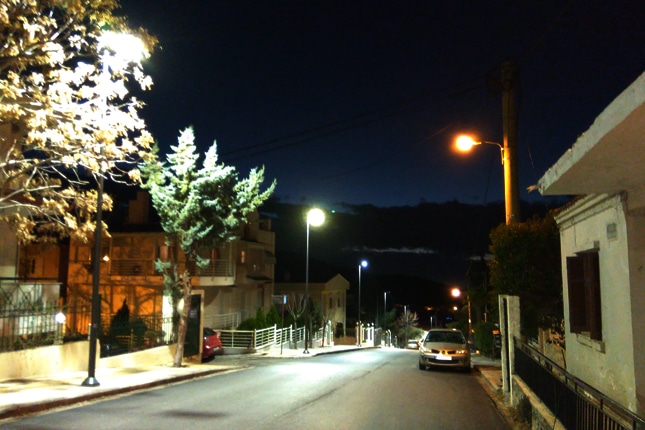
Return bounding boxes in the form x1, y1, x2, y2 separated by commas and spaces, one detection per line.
566, 251, 602, 340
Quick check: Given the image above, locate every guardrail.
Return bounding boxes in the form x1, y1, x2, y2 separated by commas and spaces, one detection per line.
514, 338, 645, 430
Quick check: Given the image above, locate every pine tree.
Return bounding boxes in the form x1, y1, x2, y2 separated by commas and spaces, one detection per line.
142, 127, 275, 366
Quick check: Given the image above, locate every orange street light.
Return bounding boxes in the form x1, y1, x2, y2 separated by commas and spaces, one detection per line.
455, 135, 504, 164
454, 133, 519, 225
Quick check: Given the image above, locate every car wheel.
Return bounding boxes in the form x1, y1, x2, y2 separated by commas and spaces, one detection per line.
418, 362, 426, 370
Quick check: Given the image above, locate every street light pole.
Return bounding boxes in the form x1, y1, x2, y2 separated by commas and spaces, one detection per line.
82, 32, 146, 387
501, 61, 520, 225
383, 291, 389, 330
304, 208, 325, 354
454, 62, 520, 225
357, 260, 367, 347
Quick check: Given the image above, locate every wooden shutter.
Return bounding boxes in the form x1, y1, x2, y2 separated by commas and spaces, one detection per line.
566, 256, 587, 333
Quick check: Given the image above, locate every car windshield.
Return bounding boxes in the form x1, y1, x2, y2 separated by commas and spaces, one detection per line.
426, 331, 465, 344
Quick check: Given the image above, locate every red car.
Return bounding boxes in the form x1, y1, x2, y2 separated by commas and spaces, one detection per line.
202, 327, 224, 360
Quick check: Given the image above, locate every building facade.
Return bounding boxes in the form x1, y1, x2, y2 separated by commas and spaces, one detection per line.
538, 72, 645, 414
17, 191, 276, 335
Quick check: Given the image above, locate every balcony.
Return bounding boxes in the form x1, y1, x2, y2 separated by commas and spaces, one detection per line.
107, 259, 235, 286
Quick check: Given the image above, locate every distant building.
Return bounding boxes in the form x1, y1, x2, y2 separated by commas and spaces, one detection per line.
538, 71, 645, 415
275, 273, 349, 337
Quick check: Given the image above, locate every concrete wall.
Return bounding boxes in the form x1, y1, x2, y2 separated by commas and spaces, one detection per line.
556, 194, 638, 412
626, 193, 645, 415
0, 341, 92, 380
0, 342, 180, 380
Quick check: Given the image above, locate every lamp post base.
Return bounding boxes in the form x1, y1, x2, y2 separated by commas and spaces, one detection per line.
81, 377, 100, 387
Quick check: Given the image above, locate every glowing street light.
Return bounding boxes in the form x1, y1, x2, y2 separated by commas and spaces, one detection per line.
83, 32, 147, 388
454, 133, 519, 225
357, 260, 368, 347
304, 208, 325, 354
451, 287, 472, 344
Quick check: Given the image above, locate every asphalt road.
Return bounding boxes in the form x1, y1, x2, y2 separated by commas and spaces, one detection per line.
1, 348, 509, 430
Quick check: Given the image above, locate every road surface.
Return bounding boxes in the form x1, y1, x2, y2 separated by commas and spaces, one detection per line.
1, 348, 508, 429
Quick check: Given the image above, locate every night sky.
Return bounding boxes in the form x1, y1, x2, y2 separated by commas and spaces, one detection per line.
119, 1, 645, 210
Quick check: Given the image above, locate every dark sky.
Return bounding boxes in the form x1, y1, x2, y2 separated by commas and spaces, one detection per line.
120, 1, 645, 210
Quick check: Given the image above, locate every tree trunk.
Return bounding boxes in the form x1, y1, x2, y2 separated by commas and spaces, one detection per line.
173, 269, 192, 367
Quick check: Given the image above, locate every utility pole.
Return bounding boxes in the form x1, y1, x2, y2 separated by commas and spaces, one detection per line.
500, 61, 520, 224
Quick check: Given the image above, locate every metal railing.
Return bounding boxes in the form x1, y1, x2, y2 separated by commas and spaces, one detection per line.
107, 259, 234, 278
514, 338, 645, 430
218, 325, 316, 350
204, 312, 241, 329
0, 302, 91, 352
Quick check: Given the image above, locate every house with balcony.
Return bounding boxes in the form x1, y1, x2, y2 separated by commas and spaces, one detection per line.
18, 190, 276, 336
537, 71, 645, 415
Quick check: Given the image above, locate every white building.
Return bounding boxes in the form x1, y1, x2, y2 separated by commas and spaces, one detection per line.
538, 71, 645, 414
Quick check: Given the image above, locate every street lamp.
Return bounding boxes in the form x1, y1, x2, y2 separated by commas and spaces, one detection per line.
451, 287, 472, 345
82, 32, 147, 387
304, 208, 325, 354
455, 133, 519, 225
383, 291, 390, 330
357, 260, 367, 347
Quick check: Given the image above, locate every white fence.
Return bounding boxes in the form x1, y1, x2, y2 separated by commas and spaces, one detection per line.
219, 325, 325, 350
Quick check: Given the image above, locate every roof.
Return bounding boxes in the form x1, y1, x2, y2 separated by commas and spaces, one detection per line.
538, 71, 645, 196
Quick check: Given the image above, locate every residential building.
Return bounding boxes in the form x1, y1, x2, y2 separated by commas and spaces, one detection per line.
275, 273, 349, 337
538, 71, 645, 415
18, 190, 276, 335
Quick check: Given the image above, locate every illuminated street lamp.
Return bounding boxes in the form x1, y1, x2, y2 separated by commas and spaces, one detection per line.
451, 287, 472, 344
82, 32, 147, 387
455, 133, 519, 225
383, 291, 390, 330
357, 260, 368, 347
304, 208, 325, 354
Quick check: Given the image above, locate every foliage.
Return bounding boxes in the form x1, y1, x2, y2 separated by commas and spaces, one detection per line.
473, 321, 497, 356
488, 212, 563, 340
237, 318, 256, 331
109, 299, 130, 337
255, 307, 267, 329
0, 0, 157, 243
266, 305, 281, 328
141, 126, 275, 366
395, 309, 422, 343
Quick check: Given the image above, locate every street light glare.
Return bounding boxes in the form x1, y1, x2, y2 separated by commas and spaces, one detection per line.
307, 208, 325, 227
99, 31, 148, 62
360, 260, 368, 268
451, 287, 461, 298
455, 135, 479, 152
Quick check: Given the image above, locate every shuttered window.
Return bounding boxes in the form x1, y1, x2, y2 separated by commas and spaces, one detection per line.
566, 251, 602, 340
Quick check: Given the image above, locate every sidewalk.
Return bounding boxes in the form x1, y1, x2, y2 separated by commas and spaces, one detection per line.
0, 346, 500, 423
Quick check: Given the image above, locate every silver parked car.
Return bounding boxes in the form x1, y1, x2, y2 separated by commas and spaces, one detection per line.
418, 328, 470, 371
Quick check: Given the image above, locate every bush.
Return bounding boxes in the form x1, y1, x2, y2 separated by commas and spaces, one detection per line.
473, 321, 497, 356
255, 307, 267, 329
266, 305, 281, 328
237, 318, 256, 330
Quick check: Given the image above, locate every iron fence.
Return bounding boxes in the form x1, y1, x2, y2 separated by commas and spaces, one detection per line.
0, 301, 91, 352
514, 338, 645, 430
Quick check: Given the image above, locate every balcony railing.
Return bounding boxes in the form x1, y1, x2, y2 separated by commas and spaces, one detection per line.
107, 259, 234, 279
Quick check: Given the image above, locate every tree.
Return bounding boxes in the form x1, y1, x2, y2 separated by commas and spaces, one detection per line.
285, 292, 306, 348
0, 1, 156, 243
396, 309, 421, 345
488, 212, 563, 341
141, 127, 275, 367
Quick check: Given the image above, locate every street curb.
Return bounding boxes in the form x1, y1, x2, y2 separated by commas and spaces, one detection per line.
0, 367, 230, 422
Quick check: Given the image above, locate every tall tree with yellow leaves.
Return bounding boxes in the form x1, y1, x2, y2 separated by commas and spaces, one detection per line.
0, 0, 156, 243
